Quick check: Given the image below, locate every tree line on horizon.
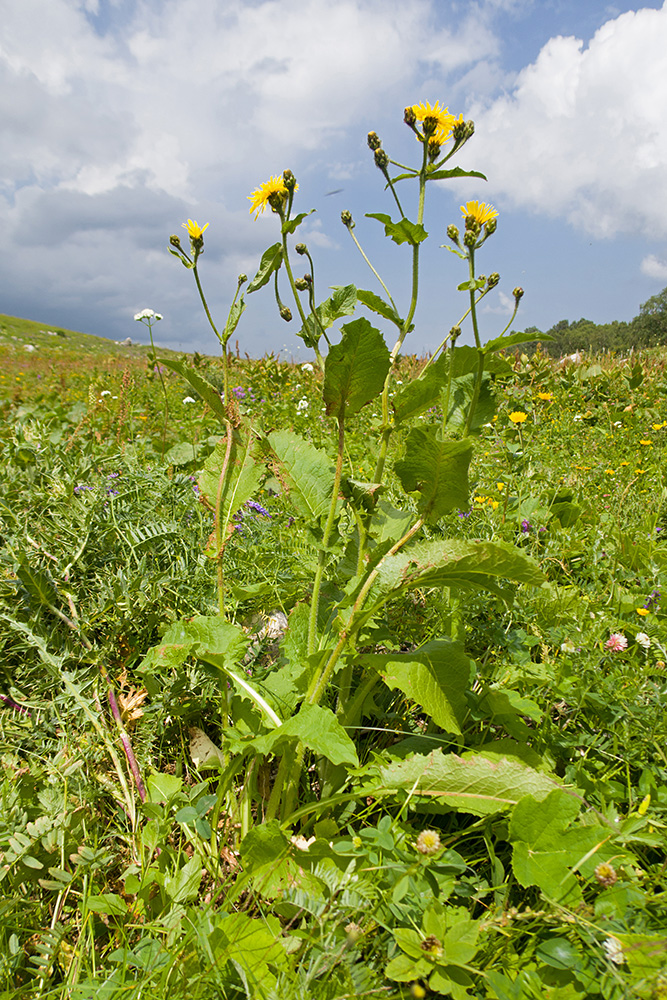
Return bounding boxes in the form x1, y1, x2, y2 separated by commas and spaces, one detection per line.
517, 284, 667, 356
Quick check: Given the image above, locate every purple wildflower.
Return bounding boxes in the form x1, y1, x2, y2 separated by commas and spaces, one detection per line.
246, 499, 271, 517
232, 386, 247, 400
521, 519, 532, 533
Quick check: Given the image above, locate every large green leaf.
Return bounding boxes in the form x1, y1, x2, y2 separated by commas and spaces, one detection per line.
198, 428, 263, 555
483, 330, 554, 354
394, 429, 472, 522
509, 790, 625, 904
359, 639, 474, 734
263, 429, 335, 520
323, 317, 390, 419
366, 539, 545, 615
16, 560, 59, 608
378, 750, 558, 816
250, 702, 359, 766
138, 616, 248, 675
444, 372, 496, 435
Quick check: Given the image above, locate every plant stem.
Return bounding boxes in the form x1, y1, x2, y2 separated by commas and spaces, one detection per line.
307, 415, 345, 656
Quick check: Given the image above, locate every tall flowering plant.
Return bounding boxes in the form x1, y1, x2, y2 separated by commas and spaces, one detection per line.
142, 102, 545, 830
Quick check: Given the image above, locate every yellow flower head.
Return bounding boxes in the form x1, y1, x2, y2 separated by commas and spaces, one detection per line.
508, 411, 527, 424
640, 439, 653, 446
636, 607, 650, 616
182, 219, 209, 240
248, 174, 296, 219
411, 101, 457, 143
537, 391, 553, 401
461, 201, 499, 227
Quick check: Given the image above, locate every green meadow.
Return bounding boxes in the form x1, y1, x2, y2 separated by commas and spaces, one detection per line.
2, 106, 667, 1000
1, 316, 666, 999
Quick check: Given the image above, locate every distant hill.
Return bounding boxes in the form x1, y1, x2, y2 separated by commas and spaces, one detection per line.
0, 312, 176, 360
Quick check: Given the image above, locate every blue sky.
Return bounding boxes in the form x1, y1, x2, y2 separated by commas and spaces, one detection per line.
1, 0, 666, 357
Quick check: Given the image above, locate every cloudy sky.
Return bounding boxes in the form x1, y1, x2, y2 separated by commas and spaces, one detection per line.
2, 0, 667, 357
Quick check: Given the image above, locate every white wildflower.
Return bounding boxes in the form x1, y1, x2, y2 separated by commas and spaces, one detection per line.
182, 396, 196, 404
301, 362, 314, 372
602, 937, 625, 965
635, 632, 651, 649
296, 398, 309, 411
100, 390, 111, 397
134, 309, 162, 321
560, 639, 576, 653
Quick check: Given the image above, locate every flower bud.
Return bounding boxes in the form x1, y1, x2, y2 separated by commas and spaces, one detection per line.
238, 273, 247, 285
422, 115, 438, 138
282, 169, 297, 191
513, 286, 525, 302
280, 306, 292, 322
294, 277, 309, 291
403, 106, 417, 128
450, 326, 461, 344
367, 131, 382, 151
478, 274, 486, 285
374, 148, 389, 170
446, 224, 460, 245
341, 210, 355, 229
295, 242, 307, 255
452, 118, 467, 143
484, 217, 498, 237
428, 139, 441, 162
463, 229, 477, 248
487, 272, 500, 289
465, 120, 475, 139
169, 235, 183, 249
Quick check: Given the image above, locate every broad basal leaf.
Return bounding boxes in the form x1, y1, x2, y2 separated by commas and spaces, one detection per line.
359, 639, 474, 734
263, 429, 335, 520
378, 750, 558, 816
394, 429, 472, 522
323, 317, 390, 419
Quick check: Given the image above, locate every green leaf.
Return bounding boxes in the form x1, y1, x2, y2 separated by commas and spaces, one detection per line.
357, 288, 403, 327
85, 893, 128, 917
250, 702, 359, 766
239, 820, 290, 872
483, 330, 554, 354
16, 560, 59, 608
359, 639, 474, 735
536, 938, 579, 969
263, 429, 335, 520
147, 772, 184, 802
425, 166, 487, 182
297, 284, 357, 348
164, 440, 197, 466
222, 295, 246, 345
444, 372, 496, 435
394, 429, 472, 521
366, 539, 545, 615
323, 317, 390, 419
163, 856, 203, 904
613, 932, 667, 974
392, 352, 450, 424
247, 242, 283, 293
378, 750, 558, 816
159, 358, 227, 421
281, 209, 315, 235
457, 277, 487, 292
365, 212, 429, 246
138, 616, 248, 676
509, 790, 619, 904
198, 428, 263, 555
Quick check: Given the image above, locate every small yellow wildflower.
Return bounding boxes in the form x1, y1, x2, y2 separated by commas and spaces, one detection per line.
248, 174, 295, 219
411, 101, 456, 143
460, 200, 499, 227
474, 496, 488, 505
605, 469, 615, 475
635, 468, 646, 474
537, 391, 553, 401
182, 219, 209, 240
619, 461, 630, 466
652, 422, 667, 430
496, 482, 505, 492
636, 608, 650, 616
640, 440, 653, 446
508, 411, 527, 424
489, 499, 500, 509
637, 794, 651, 816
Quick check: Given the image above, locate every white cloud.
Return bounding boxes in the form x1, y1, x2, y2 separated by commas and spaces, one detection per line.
458, 4, 667, 239
641, 254, 667, 281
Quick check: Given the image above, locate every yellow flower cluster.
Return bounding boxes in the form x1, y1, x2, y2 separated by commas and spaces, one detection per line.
411, 101, 457, 143
248, 175, 297, 219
